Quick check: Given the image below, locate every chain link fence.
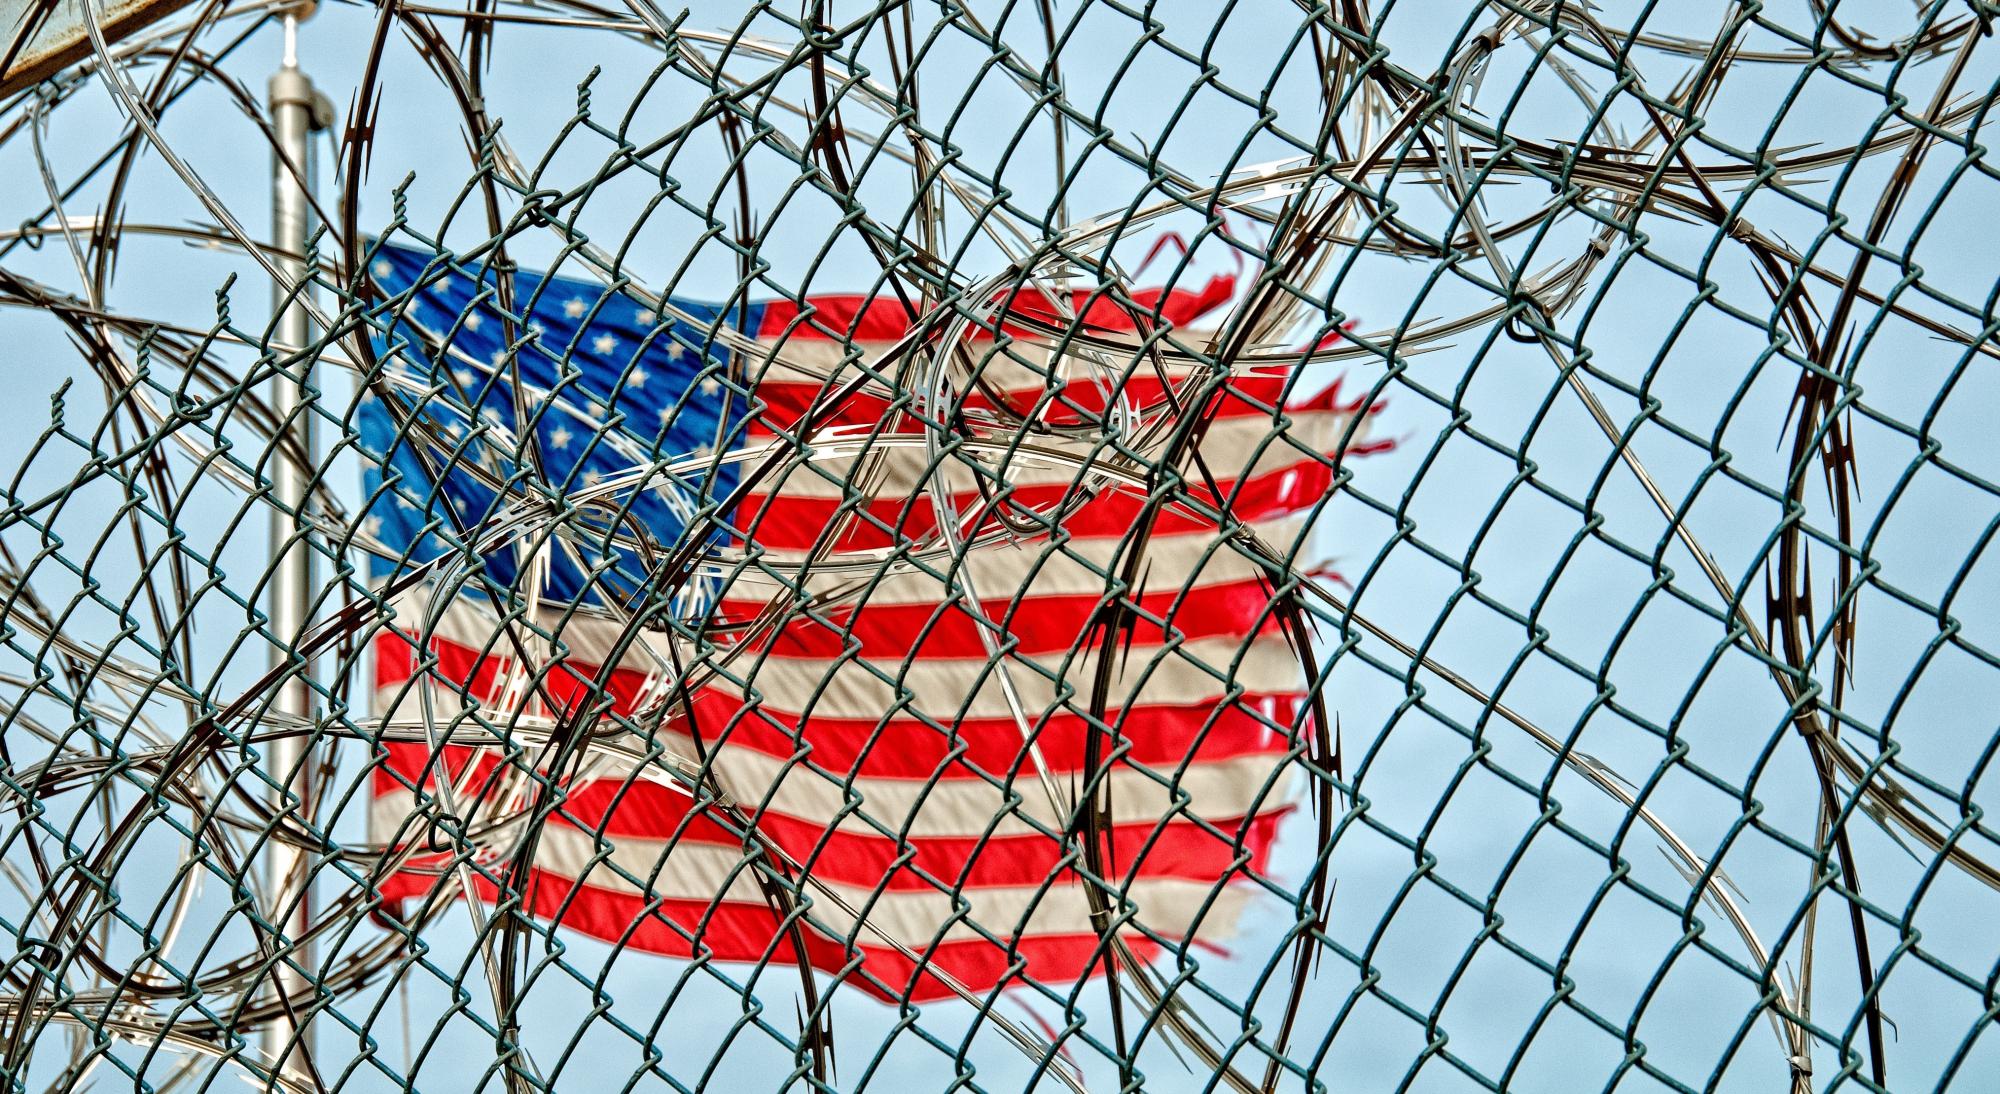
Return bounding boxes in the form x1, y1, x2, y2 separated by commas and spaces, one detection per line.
2, 0, 1998, 1090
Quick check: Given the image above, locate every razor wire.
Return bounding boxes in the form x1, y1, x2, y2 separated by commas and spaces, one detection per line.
2, 0, 1999, 1090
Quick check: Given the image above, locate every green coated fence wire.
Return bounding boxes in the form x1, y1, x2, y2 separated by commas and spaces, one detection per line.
1, 0, 1999, 1091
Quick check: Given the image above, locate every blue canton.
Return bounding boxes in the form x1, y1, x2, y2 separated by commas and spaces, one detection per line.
356, 241, 759, 607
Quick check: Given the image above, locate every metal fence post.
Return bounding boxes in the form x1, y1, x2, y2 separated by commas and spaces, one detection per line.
265, 5, 323, 1078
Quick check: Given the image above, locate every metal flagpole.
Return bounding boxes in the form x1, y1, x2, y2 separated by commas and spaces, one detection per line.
265, 3, 326, 1077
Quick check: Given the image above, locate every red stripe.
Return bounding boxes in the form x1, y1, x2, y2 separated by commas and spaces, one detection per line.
372, 740, 1290, 891
754, 276, 1236, 344
375, 863, 1254, 1003
715, 577, 1296, 659
565, 776, 1290, 890
375, 634, 1309, 778
683, 689, 1303, 778
731, 448, 1376, 553
744, 370, 1374, 436
372, 617, 1303, 901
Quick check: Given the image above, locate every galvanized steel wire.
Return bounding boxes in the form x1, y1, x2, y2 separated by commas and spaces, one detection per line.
2, 0, 2000, 1090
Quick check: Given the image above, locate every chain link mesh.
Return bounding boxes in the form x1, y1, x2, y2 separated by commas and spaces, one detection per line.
2, 0, 1999, 1090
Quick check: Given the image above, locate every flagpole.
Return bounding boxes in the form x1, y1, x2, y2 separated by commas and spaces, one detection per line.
266, 2, 324, 1077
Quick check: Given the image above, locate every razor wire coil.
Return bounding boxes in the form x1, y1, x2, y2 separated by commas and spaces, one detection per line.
1, 1, 1999, 1091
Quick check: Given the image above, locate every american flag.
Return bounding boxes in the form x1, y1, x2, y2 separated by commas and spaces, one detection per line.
357, 240, 1383, 1002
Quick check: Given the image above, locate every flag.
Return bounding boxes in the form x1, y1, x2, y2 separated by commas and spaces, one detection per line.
357, 240, 1385, 1002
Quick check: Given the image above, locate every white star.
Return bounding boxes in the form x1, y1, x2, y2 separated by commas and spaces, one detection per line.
528, 321, 545, 338
453, 368, 474, 388
691, 443, 712, 459
628, 367, 648, 389
582, 469, 602, 487
490, 348, 509, 365
665, 343, 685, 360
372, 259, 392, 278
635, 308, 656, 326
593, 333, 618, 355
549, 426, 572, 449
481, 407, 504, 427
564, 297, 587, 319
658, 406, 674, 426
455, 497, 470, 512
362, 515, 383, 537
586, 402, 606, 420
698, 376, 721, 396
463, 312, 482, 331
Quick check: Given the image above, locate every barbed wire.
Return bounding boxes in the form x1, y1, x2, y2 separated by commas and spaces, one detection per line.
2, 0, 1998, 1090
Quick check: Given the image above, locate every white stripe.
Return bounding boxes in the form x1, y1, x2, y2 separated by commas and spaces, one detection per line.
377, 587, 679, 678
368, 788, 1259, 945
736, 513, 1318, 601
364, 701, 1294, 840
722, 632, 1306, 723
744, 339, 1216, 390
379, 513, 1316, 668
744, 404, 1365, 501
